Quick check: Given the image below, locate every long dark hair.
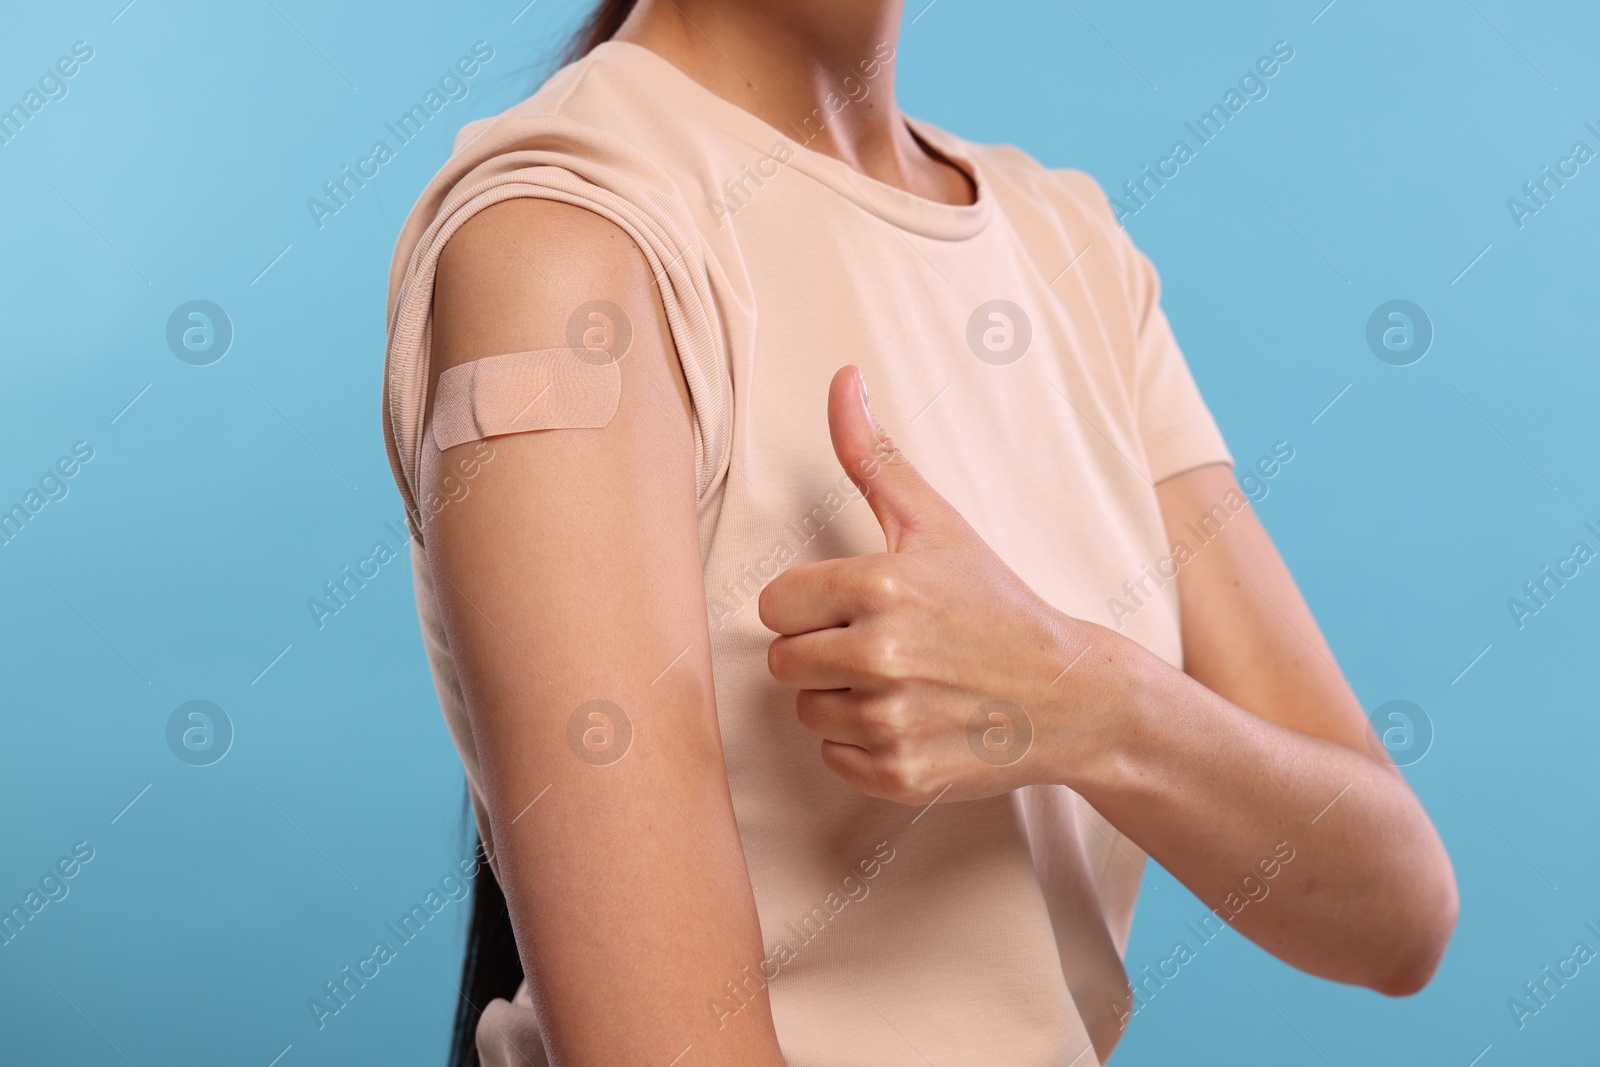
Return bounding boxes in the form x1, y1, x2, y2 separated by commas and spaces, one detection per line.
447, 826, 522, 1067
448, 5, 637, 1065
560, 0, 640, 67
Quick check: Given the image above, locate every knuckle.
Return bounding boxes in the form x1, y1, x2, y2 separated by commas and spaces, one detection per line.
766, 637, 789, 681
857, 566, 910, 607
756, 576, 785, 629
819, 566, 856, 610
874, 754, 931, 804
862, 695, 913, 744
793, 690, 819, 730
858, 632, 915, 681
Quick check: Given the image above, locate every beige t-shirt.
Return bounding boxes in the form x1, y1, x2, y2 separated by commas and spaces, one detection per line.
383, 40, 1232, 1067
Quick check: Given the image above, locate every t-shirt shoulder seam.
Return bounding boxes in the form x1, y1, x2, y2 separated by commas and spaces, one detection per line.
548, 49, 608, 118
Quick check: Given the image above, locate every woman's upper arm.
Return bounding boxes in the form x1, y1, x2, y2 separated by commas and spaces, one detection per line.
423, 198, 784, 1065
1154, 462, 1386, 762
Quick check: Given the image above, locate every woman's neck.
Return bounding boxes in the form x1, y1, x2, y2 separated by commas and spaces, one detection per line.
614, 0, 975, 205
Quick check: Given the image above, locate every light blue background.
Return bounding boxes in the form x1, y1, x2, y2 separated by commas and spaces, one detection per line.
2, 1, 1595, 1064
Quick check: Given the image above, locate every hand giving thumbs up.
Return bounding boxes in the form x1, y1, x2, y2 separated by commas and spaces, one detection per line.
760, 366, 1116, 805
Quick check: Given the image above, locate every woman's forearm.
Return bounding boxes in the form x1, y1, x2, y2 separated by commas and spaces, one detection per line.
1055, 633, 1458, 996
761, 370, 1456, 1002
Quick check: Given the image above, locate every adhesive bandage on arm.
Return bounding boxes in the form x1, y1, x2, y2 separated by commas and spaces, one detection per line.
431, 348, 623, 450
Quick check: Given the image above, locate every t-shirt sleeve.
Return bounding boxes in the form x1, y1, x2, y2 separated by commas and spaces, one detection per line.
1056, 170, 1233, 483
1124, 240, 1234, 482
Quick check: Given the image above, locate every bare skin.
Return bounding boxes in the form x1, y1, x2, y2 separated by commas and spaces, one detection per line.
427, 203, 787, 1066
424, 1, 1456, 1064
762, 369, 1458, 1056
614, 0, 974, 206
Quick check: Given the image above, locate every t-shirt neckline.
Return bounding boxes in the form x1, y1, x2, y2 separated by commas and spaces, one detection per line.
590, 39, 994, 242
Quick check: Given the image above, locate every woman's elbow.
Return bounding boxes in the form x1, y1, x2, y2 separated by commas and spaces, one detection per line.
1372, 855, 1460, 997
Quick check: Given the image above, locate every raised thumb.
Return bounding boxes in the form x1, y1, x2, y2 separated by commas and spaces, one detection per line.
828, 366, 964, 553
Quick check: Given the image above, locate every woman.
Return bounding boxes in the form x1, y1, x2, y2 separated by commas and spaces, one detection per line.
380, 2, 1458, 1064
